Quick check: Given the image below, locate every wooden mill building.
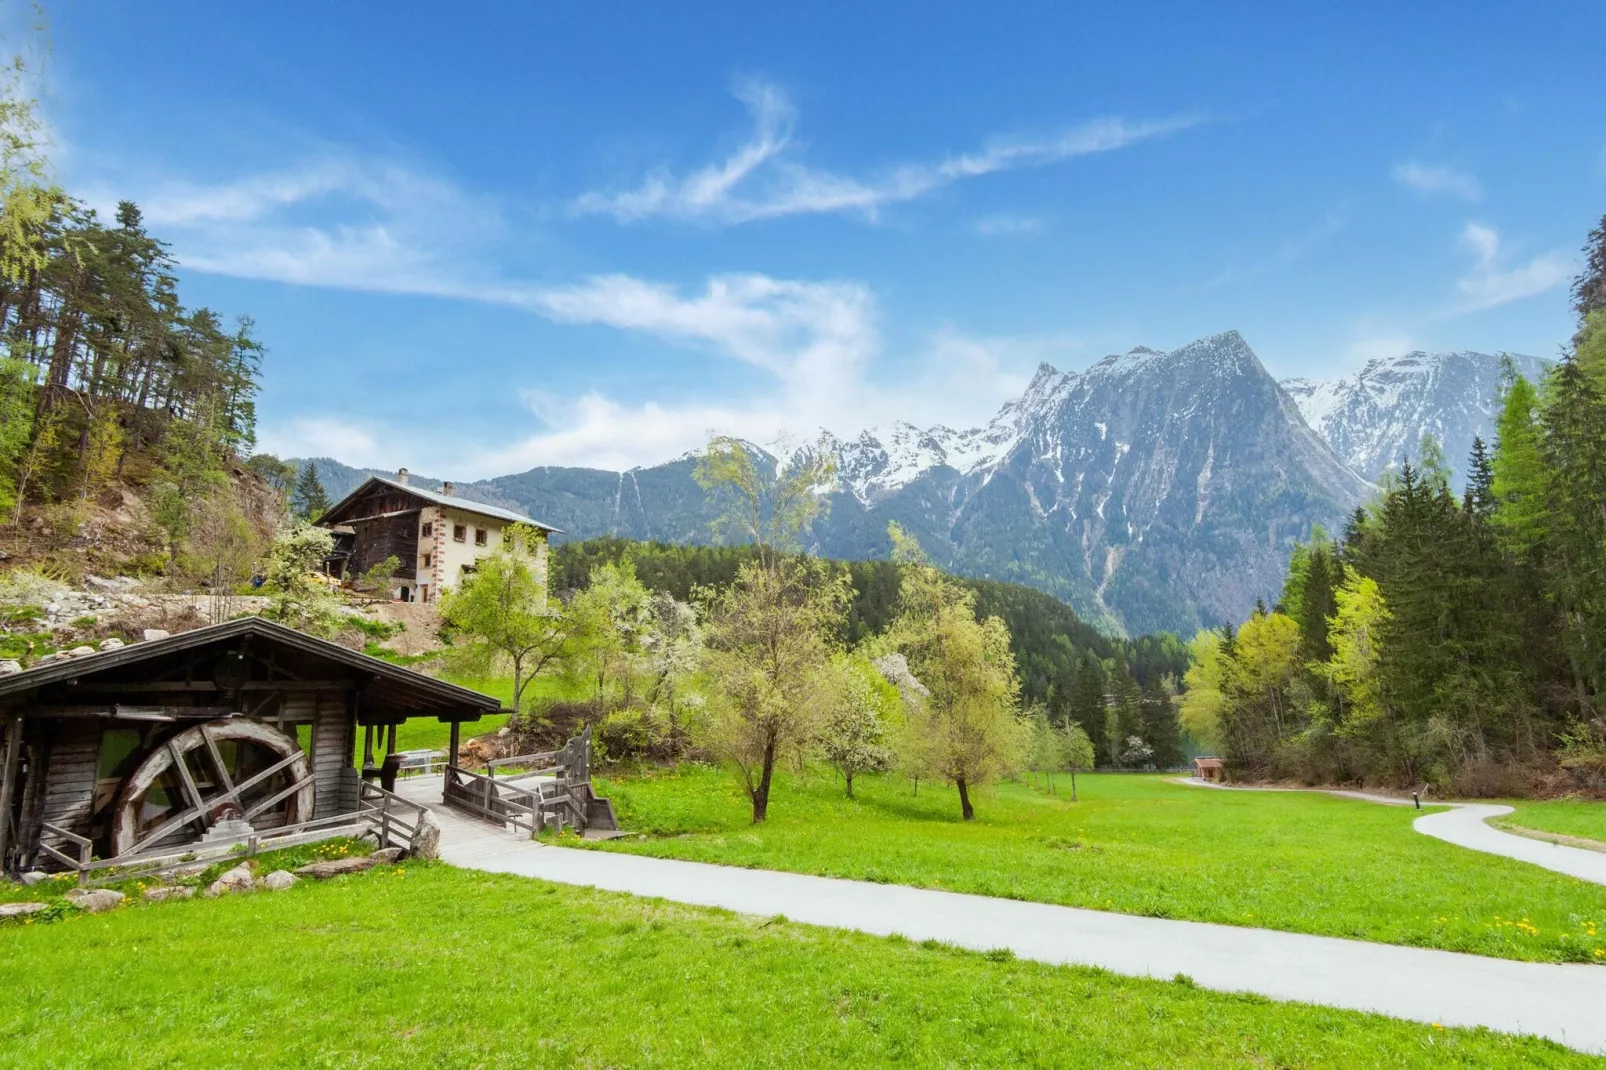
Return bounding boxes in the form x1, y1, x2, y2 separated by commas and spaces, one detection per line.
0, 617, 502, 875
317, 470, 560, 604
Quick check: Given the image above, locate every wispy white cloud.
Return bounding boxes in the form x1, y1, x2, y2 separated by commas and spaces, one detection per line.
572, 79, 1201, 225
1453, 221, 1571, 314
1392, 161, 1483, 202
81, 154, 506, 299
257, 272, 1057, 477
970, 213, 1046, 238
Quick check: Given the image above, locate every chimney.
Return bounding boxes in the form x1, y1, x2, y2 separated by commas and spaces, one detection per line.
397, 467, 409, 486
441, 481, 454, 497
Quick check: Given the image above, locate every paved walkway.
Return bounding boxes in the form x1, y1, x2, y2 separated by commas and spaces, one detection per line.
396, 776, 1606, 1054
1177, 778, 1606, 886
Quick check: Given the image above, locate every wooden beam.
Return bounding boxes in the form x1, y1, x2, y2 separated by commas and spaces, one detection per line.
64, 680, 356, 694
0, 715, 24, 868
28, 706, 237, 721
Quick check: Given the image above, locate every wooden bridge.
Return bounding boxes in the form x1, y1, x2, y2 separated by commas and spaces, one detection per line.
438, 726, 619, 838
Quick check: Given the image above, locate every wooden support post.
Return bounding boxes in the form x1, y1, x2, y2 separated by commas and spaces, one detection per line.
0, 715, 24, 870
448, 720, 461, 769
385, 722, 397, 757
361, 723, 376, 780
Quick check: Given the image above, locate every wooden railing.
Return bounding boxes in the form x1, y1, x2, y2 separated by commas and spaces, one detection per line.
36, 787, 436, 888
441, 726, 612, 837
356, 781, 432, 851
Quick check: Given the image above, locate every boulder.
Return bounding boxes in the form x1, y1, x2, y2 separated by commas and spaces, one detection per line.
0, 901, 49, 919
261, 870, 298, 892
64, 888, 125, 913
97, 637, 126, 651
410, 809, 441, 862
203, 864, 255, 898
370, 847, 404, 864
142, 885, 195, 902
66, 645, 95, 658
141, 628, 170, 642
19, 871, 48, 886
0, 660, 21, 676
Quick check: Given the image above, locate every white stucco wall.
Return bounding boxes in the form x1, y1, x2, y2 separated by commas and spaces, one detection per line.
409, 504, 548, 604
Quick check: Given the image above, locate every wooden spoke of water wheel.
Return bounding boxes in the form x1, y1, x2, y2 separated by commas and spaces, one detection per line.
112, 719, 314, 858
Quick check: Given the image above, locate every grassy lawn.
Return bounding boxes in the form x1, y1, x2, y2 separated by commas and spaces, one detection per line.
591, 767, 1606, 965
0, 863, 1591, 1067
1498, 800, 1606, 848
388, 676, 589, 754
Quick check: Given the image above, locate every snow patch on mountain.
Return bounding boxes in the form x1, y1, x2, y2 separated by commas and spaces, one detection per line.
1282, 350, 1547, 486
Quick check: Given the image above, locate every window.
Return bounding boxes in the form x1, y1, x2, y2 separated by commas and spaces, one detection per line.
422, 553, 432, 568
474, 528, 488, 546
453, 524, 466, 542
420, 522, 432, 537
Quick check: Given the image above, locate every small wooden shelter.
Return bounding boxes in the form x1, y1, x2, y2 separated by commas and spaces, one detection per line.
0, 617, 502, 878
1192, 756, 1224, 782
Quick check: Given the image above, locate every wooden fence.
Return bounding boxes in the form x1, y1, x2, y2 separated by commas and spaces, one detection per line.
35, 782, 434, 888
442, 726, 612, 837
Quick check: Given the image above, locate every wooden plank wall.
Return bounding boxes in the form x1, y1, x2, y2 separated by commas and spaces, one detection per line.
309, 693, 355, 819
348, 512, 420, 580
38, 720, 101, 841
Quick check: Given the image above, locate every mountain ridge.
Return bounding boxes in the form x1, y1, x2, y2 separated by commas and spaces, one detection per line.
301, 329, 1430, 637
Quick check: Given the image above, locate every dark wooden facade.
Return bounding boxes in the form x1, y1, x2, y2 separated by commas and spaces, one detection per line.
320, 482, 423, 583
0, 618, 501, 873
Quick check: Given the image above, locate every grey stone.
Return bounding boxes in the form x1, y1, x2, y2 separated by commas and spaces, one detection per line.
64, 888, 125, 913
261, 870, 298, 892
203, 864, 255, 898
295, 854, 390, 879
0, 660, 21, 676
410, 808, 441, 862
142, 884, 195, 902
19, 871, 48, 886
35, 653, 61, 666
141, 628, 170, 642
370, 847, 404, 864
0, 901, 49, 919
97, 637, 125, 651
66, 645, 95, 658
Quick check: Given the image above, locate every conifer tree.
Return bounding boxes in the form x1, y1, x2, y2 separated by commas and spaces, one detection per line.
293, 461, 330, 520
1068, 649, 1107, 759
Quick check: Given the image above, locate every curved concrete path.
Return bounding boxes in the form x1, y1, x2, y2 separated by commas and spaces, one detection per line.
397, 776, 1606, 1055
1177, 778, 1606, 886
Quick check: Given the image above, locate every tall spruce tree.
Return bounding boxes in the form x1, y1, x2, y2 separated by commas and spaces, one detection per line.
293, 461, 330, 520
1068, 650, 1107, 763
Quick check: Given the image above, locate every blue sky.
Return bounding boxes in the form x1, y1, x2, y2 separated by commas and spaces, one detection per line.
36, 2, 1606, 476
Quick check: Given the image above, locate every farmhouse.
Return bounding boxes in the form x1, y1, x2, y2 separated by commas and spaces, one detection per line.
318, 469, 559, 604
0, 617, 503, 878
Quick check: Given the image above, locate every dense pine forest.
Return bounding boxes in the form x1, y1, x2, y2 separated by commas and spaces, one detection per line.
552, 536, 1192, 765
1186, 217, 1606, 795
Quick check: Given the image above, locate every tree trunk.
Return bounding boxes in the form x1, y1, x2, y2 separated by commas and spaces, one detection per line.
844, 770, 854, 799
752, 738, 777, 823
956, 777, 974, 821
1071, 771, 1078, 802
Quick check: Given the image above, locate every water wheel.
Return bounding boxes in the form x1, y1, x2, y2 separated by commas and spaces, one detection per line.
111, 720, 314, 857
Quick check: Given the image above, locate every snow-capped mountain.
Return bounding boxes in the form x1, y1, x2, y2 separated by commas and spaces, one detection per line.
1282, 350, 1546, 487
308, 331, 1524, 637
791, 331, 1369, 634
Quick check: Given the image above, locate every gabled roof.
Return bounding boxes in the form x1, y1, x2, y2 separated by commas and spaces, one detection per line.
319, 475, 560, 532
0, 616, 505, 719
